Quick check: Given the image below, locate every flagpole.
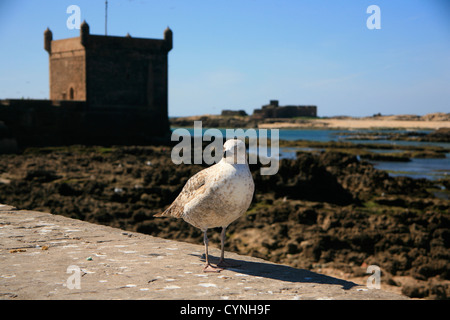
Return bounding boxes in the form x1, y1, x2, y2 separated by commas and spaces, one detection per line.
105, 0, 108, 35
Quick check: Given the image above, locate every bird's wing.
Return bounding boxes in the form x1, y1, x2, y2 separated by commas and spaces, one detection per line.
154, 167, 210, 218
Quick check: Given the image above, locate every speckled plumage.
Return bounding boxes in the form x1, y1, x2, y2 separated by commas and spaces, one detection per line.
156, 139, 254, 229
154, 139, 255, 272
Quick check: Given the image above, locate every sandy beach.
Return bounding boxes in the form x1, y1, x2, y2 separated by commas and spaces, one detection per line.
258, 118, 450, 130
171, 112, 450, 131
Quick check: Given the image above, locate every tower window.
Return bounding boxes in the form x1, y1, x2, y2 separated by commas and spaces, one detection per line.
69, 87, 74, 100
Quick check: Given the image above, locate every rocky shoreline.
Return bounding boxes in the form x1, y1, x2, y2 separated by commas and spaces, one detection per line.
0, 144, 449, 299
337, 128, 450, 143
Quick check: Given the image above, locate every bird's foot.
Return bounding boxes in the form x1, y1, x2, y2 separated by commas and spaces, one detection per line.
217, 259, 240, 268
203, 263, 223, 273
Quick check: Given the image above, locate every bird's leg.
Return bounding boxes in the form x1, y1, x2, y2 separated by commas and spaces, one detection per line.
218, 227, 240, 268
219, 227, 226, 262
202, 229, 222, 273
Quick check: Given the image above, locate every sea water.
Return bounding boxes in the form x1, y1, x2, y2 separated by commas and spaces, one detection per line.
171, 128, 450, 181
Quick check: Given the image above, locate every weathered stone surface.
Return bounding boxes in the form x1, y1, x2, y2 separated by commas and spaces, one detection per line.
0, 205, 407, 300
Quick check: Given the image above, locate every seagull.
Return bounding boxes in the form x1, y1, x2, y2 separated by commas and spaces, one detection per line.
154, 139, 255, 272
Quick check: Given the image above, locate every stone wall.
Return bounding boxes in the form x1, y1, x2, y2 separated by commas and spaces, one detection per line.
221, 110, 248, 116
49, 38, 86, 101
84, 35, 170, 110
0, 99, 170, 150
252, 101, 317, 119
0, 204, 408, 300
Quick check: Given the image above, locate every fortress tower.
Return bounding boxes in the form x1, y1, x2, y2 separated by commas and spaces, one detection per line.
1, 22, 173, 148
44, 21, 172, 114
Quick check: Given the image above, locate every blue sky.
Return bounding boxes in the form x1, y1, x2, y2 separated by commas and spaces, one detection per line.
0, 0, 449, 117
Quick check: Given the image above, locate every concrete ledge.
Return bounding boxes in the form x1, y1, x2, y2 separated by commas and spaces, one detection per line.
0, 204, 408, 300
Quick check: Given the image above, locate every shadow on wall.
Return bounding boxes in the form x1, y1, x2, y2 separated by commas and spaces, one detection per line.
190, 253, 358, 290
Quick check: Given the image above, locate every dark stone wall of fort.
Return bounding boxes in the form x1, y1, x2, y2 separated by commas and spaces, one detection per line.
0, 100, 171, 151
274, 106, 317, 118
85, 36, 169, 111
252, 105, 317, 119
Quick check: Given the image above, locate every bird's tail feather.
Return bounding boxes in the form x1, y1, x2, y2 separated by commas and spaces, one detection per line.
153, 204, 183, 219
154, 206, 171, 217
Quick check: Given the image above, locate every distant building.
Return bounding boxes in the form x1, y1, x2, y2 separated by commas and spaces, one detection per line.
252, 100, 317, 119
0, 21, 172, 149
